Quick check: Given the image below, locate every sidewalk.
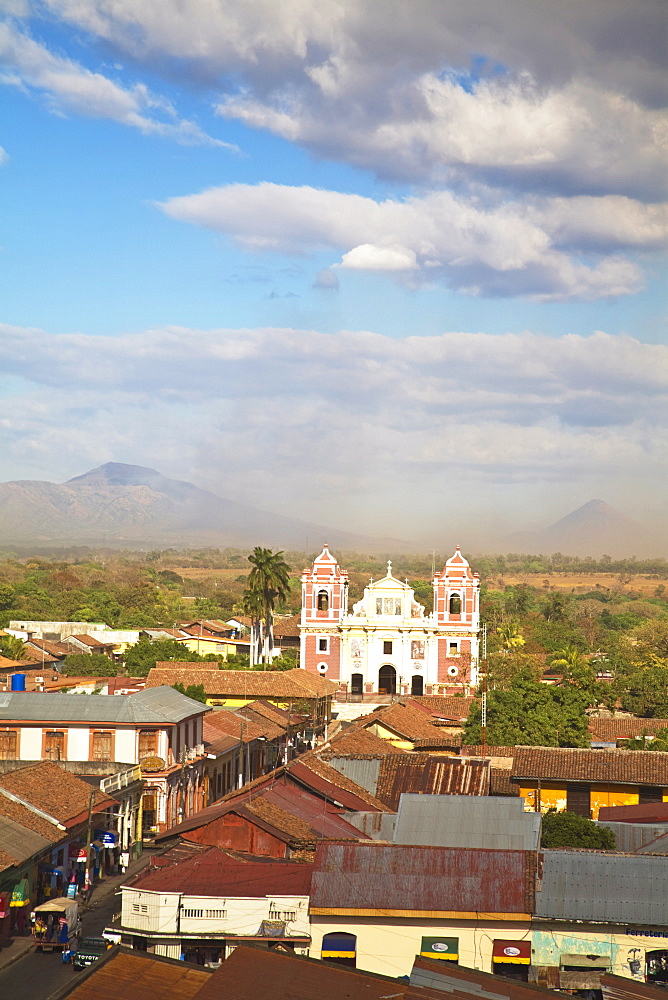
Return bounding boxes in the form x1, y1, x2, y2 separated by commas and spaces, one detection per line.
0, 851, 153, 974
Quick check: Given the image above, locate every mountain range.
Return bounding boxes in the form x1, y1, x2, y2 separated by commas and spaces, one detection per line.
0, 463, 403, 551
0, 464, 658, 556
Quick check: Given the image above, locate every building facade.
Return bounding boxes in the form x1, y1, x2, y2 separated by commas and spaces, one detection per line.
300, 545, 480, 696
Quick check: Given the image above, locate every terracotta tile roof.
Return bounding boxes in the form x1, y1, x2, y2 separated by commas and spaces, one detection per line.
147, 667, 335, 698
25, 637, 71, 657
290, 757, 392, 812
0, 760, 113, 826
63, 948, 211, 1000
236, 706, 285, 741
320, 726, 407, 758
412, 736, 463, 749
243, 796, 320, 843
130, 845, 313, 896
203, 710, 267, 744
460, 745, 516, 758
241, 699, 293, 726
0, 793, 60, 842
410, 696, 477, 720
588, 718, 668, 742
272, 614, 301, 638
512, 746, 668, 786
489, 767, 521, 797
376, 755, 490, 809
362, 701, 446, 741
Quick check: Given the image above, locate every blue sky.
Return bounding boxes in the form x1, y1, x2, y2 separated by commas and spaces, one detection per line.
1, 1, 666, 546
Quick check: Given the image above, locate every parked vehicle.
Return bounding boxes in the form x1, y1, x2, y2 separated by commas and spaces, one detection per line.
73, 936, 113, 970
31, 898, 81, 953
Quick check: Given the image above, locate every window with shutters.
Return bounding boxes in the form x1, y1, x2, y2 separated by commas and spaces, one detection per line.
44, 731, 65, 760
138, 730, 157, 757
0, 731, 17, 760
91, 731, 112, 760
566, 783, 591, 817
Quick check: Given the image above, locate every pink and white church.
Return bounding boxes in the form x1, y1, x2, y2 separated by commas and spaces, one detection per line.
299, 545, 480, 697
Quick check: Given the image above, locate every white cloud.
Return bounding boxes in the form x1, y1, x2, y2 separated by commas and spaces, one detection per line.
30, 0, 668, 198
158, 182, 656, 300
0, 20, 233, 145
1, 323, 666, 536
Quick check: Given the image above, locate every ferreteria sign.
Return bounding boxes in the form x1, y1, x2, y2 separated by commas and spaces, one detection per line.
627, 928, 668, 938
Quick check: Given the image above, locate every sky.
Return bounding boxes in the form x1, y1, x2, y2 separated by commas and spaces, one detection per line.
1, 0, 667, 547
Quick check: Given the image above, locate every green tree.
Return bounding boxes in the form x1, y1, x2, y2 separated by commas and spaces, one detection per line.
172, 682, 208, 704
541, 810, 616, 849
463, 670, 590, 747
244, 547, 291, 665
62, 653, 118, 676
625, 727, 668, 751
0, 634, 28, 660
496, 621, 526, 651
124, 638, 219, 677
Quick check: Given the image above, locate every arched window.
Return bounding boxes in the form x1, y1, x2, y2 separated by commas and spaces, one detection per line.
317, 590, 329, 611
322, 932, 357, 967
449, 593, 461, 614
378, 664, 396, 695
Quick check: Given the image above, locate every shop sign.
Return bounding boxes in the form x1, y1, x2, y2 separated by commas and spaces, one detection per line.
627, 928, 668, 938
420, 936, 459, 961
140, 755, 165, 772
492, 939, 531, 965
77, 849, 87, 862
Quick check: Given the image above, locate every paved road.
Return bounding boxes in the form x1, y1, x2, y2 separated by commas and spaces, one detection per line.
0, 886, 121, 1000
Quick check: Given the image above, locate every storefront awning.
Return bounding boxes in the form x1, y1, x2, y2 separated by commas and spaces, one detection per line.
493, 939, 531, 965
420, 936, 458, 961
10, 878, 30, 907
322, 934, 356, 958
561, 953, 610, 968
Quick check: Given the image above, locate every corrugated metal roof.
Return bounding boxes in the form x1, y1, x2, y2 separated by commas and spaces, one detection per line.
393, 794, 541, 851
0, 686, 207, 724
536, 850, 668, 924
0, 814, 52, 865
601, 972, 668, 1000
376, 756, 489, 809
289, 758, 390, 812
597, 821, 668, 854
62, 949, 212, 1000
311, 842, 535, 913
325, 756, 382, 795
411, 957, 559, 998
345, 810, 398, 841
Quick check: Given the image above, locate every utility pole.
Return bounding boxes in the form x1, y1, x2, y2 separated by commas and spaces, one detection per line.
481, 623, 488, 758
85, 785, 95, 892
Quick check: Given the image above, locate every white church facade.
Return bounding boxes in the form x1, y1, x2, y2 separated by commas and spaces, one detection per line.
299, 545, 480, 697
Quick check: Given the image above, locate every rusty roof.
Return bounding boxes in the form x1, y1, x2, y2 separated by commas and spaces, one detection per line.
512, 745, 668, 786
203, 709, 267, 744
62, 948, 211, 1000
588, 718, 668, 741
195, 946, 444, 1000
490, 767, 521, 796
600, 973, 668, 1000
412, 957, 561, 999
129, 845, 313, 896
289, 757, 391, 812
236, 705, 285, 741
376, 755, 490, 809
311, 841, 535, 913
272, 614, 301, 638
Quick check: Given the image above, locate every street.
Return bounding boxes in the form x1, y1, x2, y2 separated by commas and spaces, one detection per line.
0, 882, 124, 1000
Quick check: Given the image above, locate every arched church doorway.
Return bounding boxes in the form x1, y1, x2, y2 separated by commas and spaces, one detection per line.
411, 674, 424, 696
350, 673, 363, 695
378, 664, 396, 695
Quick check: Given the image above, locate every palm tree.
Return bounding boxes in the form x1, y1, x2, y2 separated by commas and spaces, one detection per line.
244, 547, 291, 666
496, 621, 525, 652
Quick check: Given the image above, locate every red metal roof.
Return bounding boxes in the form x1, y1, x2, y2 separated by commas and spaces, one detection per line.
130, 845, 313, 896
311, 842, 536, 913
288, 758, 390, 812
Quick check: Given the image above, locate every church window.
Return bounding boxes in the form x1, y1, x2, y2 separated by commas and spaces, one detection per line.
317, 590, 329, 611
449, 642, 459, 656
318, 637, 329, 653
449, 594, 461, 614
383, 641, 393, 655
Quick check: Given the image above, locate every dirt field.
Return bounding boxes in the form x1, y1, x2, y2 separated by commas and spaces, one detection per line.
486, 572, 668, 595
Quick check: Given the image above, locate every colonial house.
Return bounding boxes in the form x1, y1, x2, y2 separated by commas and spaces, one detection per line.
511, 746, 668, 819
118, 844, 313, 964
0, 686, 212, 836
300, 545, 480, 696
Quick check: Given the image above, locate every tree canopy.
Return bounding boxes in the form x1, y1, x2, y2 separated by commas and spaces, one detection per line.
541, 809, 616, 849
463, 670, 590, 747
123, 638, 219, 677
244, 547, 291, 665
